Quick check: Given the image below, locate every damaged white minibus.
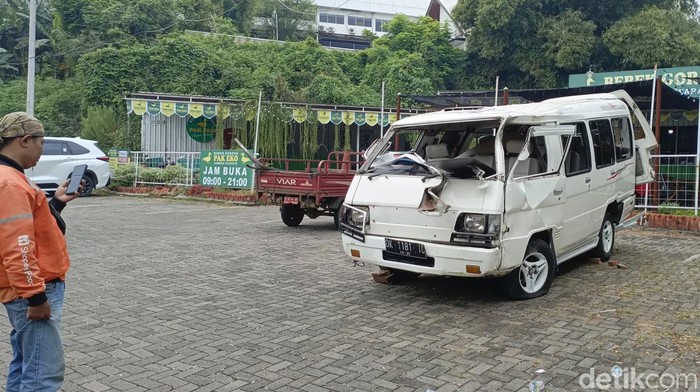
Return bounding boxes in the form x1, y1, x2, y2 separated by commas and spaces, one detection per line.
339, 91, 657, 299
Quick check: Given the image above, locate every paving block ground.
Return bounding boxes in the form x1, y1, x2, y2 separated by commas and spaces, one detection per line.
1, 195, 699, 391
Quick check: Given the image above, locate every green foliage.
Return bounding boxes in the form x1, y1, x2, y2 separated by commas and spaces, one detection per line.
254, 0, 317, 41
111, 163, 136, 187
658, 202, 696, 215
0, 78, 82, 136
603, 6, 700, 68
82, 106, 122, 149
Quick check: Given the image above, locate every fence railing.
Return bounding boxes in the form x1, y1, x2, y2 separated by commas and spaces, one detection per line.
131, 151, 200, 187
637, 154, 699, 214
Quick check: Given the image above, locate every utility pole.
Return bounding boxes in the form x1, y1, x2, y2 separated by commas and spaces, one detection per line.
273, 8, 278, 40
26, 0, 37, 115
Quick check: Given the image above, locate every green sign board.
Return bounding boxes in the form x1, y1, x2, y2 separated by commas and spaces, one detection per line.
569, 66, 700, 98
186, 117, 216, 143
199, 150, 253, 188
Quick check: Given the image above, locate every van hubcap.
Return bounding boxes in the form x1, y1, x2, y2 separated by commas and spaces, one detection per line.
602, 221, 613, 252
519, 252, 548, 293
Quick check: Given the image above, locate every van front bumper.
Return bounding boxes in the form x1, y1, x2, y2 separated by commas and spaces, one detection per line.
341, 234, 506, 277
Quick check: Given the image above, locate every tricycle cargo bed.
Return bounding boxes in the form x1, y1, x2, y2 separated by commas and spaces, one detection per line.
254, 151, 363, 228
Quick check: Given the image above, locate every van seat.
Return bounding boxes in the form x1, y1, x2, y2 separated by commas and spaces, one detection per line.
506, 140, 542, 177
458, 135, 495, 167
425, 143, 450, 161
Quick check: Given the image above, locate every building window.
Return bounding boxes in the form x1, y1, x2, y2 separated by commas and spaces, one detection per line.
375, 19, 390, 32
320, 13, 344, 24
348, 16, 372, 28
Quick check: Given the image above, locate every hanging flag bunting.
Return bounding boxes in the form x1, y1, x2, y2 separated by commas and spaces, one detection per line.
124, 98, 416, 128
660, 113, 671, 122
132, 100, 147, 116
245, 107, 256, 121
161, 102, 175, 117
366, 112, 378, 126
147, 101, 160, 116
203, 104, 217, 119
684, 111, 698, 122
342, 112, 354, 125
219, 105, 231, 119
330, 111, 343, 125
381, 113, 390, 127
175, 103, 189, 117
190, 103, 204, 118
317, 110, 331, 124
293, 108, 307, 123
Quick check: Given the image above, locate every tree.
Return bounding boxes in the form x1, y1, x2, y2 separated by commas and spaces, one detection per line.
254, 0, 316, 41
603, 6, 700, 68
82, 105, 122, 148
451, 0, 700, 88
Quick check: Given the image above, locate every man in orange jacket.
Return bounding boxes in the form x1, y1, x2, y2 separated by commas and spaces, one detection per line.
0, 112, 80, 391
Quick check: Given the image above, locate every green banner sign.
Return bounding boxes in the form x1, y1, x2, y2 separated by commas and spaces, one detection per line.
569, 66, 700, 98
186, 117, 216, 143
199, 149, 254, 188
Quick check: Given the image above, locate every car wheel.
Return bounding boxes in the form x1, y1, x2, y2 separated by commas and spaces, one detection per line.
590, 213, 615, 261
79, 174, 96, 197
500, 239, 556, 300
281, 204, 304, 227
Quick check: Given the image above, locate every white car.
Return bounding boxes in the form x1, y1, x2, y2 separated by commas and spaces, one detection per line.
28, 137, 111, 196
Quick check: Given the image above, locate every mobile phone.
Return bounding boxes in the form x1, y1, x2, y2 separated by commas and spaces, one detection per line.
65, 164, 87, 195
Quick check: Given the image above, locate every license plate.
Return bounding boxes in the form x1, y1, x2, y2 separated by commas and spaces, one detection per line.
385, 239, 426, 258
283, 197, 299, 204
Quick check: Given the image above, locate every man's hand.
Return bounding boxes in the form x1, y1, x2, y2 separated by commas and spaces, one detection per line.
53, 179, 82, 203
27, 302, 51, 320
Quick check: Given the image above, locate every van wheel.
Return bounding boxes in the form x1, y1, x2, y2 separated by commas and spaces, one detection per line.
281, 205, 304, 227
500, 239, 556, 300
590, 213, 615, 261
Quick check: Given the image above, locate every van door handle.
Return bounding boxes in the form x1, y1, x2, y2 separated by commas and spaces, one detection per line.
554, 188, 563, 195
585, 177, 591, 183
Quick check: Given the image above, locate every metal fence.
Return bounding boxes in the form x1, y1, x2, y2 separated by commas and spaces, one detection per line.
637, 154, 699, 213
131, 151, 200, 187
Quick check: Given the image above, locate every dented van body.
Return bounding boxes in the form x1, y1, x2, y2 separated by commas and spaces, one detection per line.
339, 91, 657, 299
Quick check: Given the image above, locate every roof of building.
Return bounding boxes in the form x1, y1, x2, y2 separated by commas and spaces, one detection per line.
314, 0, 429, 16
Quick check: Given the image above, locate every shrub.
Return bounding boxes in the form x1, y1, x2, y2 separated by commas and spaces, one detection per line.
111, 164, 136, 187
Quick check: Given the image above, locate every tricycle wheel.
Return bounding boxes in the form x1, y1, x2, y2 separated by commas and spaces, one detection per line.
281, 204, 304, 227
333, 203, 344, 229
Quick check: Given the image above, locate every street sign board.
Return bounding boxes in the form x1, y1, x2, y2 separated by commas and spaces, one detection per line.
199, 149, 254, 188
569, 66, 700, 98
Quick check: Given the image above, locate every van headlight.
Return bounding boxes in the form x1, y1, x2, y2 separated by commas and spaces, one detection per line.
344, 205, 369, 227
452, 213, 501, 247
463, 214, 486, 233
455, 213, 500, 234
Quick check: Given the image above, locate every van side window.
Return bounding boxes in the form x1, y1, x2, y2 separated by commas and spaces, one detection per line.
589, 119, 615, 168
610, 117, 633, 162
561, 122, 591, 176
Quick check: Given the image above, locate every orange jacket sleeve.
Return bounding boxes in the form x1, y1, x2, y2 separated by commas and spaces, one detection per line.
0, 180, 46, 301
